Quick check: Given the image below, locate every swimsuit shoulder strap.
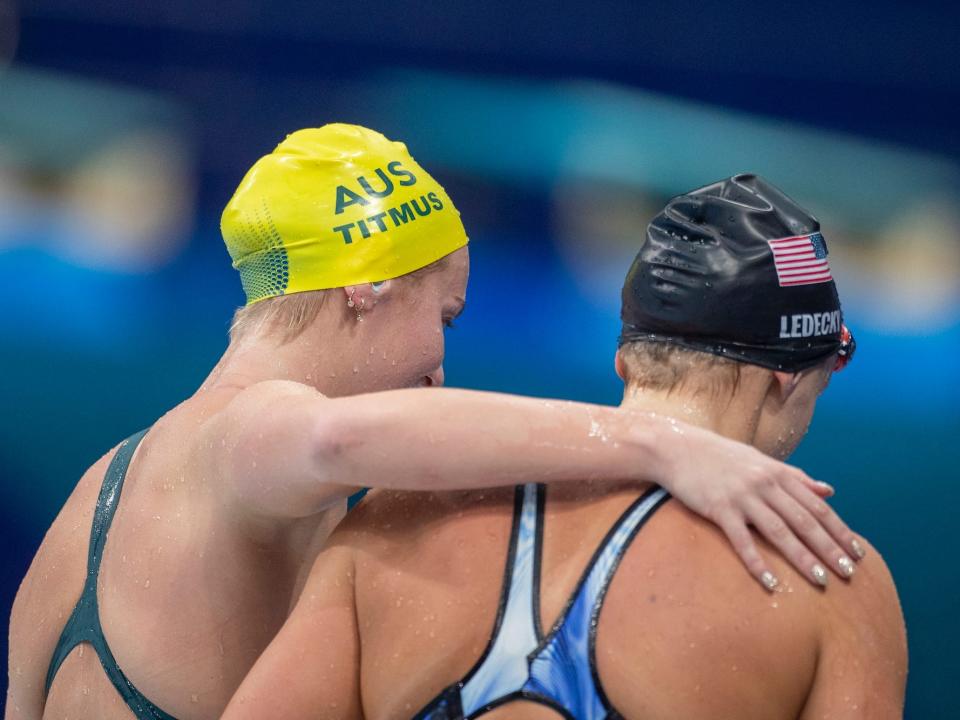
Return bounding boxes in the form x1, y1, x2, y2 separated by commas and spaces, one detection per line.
45, 428, 178, 720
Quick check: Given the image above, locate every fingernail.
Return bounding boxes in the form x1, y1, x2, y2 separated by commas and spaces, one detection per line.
761, 571, 779, 591
817, 481, 835, 495
838, 556, 855, 578
851, 539, 866, 560
811, 564, 828, 586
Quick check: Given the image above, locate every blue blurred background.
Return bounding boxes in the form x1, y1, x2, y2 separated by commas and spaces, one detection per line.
1, 2, 957, 716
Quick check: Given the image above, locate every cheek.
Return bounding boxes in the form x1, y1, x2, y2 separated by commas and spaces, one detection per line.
773, 397, 818, 458
387, 317, 446, 377
420, 323, 446, 368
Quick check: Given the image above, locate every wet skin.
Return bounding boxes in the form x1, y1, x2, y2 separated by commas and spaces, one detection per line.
7, 250, 470, 720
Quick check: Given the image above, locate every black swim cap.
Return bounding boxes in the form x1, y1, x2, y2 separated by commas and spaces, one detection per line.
619, 174, 845, 372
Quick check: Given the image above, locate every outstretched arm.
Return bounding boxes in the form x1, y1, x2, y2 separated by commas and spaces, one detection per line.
212, 380, 861, 589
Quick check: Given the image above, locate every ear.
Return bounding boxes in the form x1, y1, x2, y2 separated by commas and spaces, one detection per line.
341, 280, 394, 312
614, 350, 626, 382
772, 370, 802, 402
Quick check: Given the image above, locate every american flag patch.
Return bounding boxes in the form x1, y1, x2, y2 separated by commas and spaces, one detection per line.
767, 232, 833, 287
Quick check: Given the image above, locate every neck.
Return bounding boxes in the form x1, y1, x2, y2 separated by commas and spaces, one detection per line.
618, 381, 766, 446
198, 318, 365, 399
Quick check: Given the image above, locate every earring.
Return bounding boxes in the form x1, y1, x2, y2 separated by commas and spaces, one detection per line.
346, 288, 356, 308
355, 296, 365, 322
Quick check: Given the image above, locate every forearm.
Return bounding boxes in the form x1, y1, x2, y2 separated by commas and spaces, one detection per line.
316, 388, 666, 491
227, 382, 862, 593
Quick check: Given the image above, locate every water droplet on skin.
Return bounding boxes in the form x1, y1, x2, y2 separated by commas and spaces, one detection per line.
144, 579, 151, 588
352, 365, 359, 374
191, 694, 199, 703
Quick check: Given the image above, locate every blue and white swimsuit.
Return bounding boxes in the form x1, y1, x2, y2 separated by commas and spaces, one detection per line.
412, 483, 671, 720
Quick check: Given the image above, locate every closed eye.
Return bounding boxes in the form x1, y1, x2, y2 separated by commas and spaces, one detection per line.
444, 299, 466, 329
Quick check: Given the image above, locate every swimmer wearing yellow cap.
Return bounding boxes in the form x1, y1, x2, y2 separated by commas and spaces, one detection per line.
222, 124, 469, 304
13, 124, 861, 720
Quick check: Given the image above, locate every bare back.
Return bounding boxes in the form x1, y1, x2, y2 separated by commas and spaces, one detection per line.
7, 390, 345, 720
305, 481, 905, 719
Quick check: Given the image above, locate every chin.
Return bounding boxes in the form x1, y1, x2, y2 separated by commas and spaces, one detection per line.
776, 440, 803, 461
756, 440, 793, 461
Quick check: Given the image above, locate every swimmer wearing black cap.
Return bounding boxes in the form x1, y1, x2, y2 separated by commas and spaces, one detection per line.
224, 175, 904, 720
620, 173, 855, 374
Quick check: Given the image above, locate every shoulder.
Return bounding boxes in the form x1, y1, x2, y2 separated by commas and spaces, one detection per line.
201, 380, 326, 446
598, 499, 822, 715
602, 502, 905, 714
220, 380, 326, 417
796, 537, 907, 717
814, 536, 906, 657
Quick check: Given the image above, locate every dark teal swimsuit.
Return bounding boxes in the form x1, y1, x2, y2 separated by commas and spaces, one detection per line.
45, 429, 179, 720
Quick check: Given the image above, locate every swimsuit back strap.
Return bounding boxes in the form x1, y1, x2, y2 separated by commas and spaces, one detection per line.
459, 483, 542, 715
44, 429, 178, 720
89, 429, 149, 580
523, 486, 671, 719
412, 483, 544, 720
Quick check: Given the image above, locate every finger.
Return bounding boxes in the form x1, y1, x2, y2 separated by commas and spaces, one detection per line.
716, 510, 780, 592
764, 488, 856, 581
781, 473, 865, 562
742, 499, 830, 588
792, 470, 834, 498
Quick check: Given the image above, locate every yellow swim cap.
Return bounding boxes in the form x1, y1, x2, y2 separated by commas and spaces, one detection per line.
221, 124, 469, 305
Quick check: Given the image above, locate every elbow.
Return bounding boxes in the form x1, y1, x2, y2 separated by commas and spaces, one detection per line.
311, 406, 366, 481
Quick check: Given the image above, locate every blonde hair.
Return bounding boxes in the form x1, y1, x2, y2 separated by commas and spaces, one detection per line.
229, 291, 328, 345
619, 340, 742, 397
228, 253, 453, 345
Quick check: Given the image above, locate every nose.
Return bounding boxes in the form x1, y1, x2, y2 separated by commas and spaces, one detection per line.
426, 366, 445, 387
